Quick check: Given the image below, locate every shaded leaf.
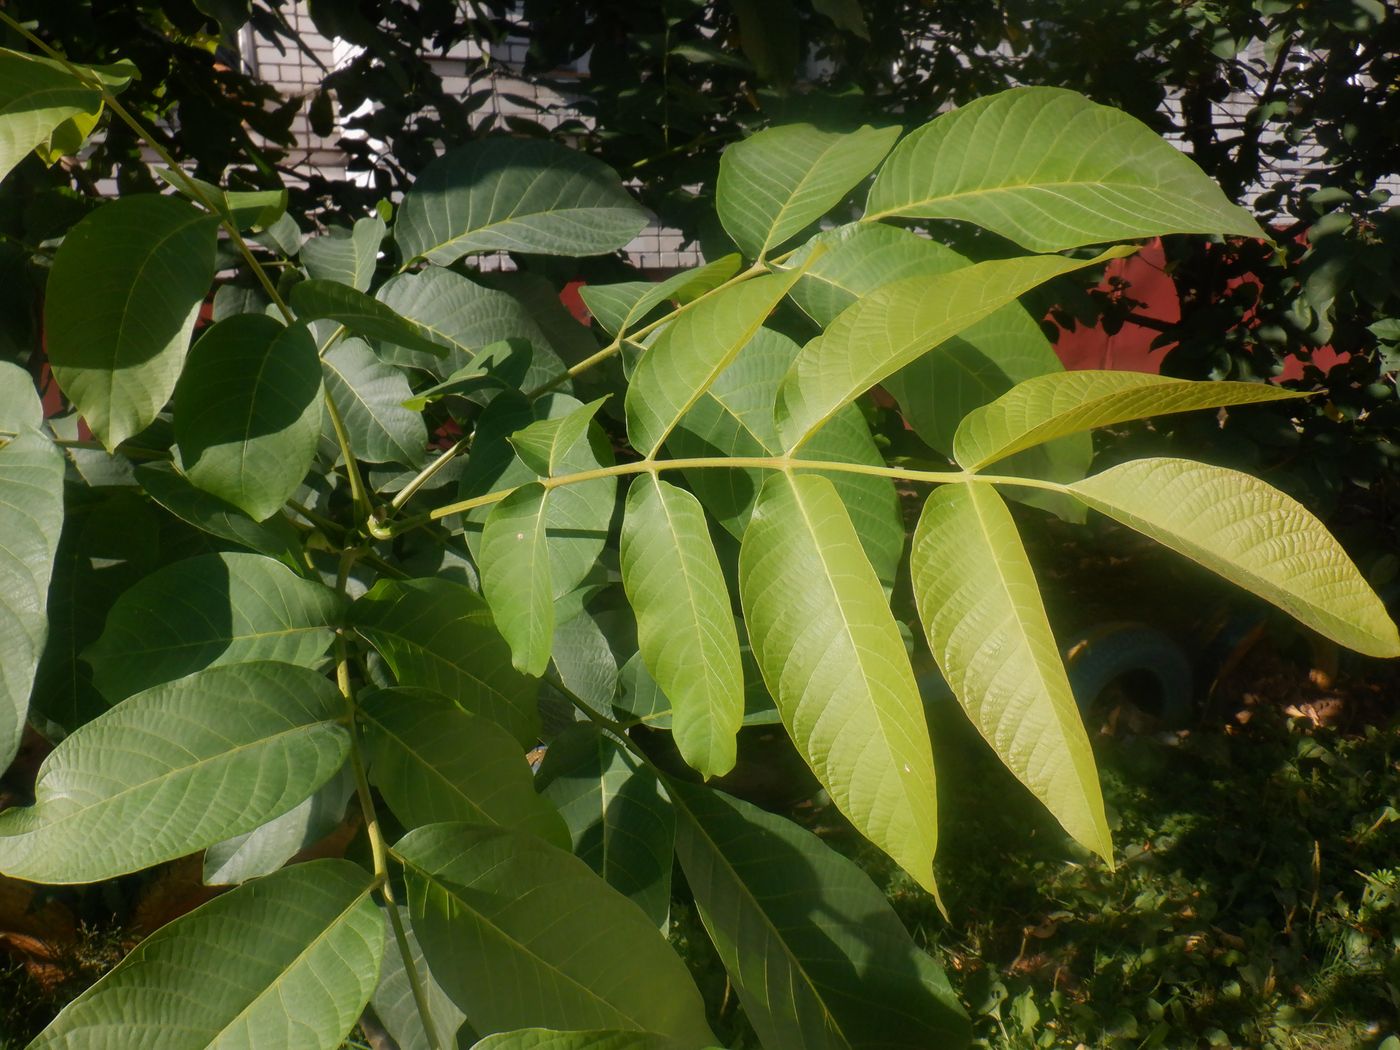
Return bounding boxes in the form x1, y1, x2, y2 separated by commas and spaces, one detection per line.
301, 214, 385, 291
175, 314, 324, 521
373, 905, 469, 1050
537, 723, 674, 929
45, 195, 219, 449
360, 686, 567, 846
0, 368, 64, 769
30, 860, 382, 1050
397, 138, 648, 264
323, 337, 428, 466
471, 1031, 675, 1050
291, 279, 448, 359
0, 662, 348, 883
351, 578, 540, 746
397, 823, 712, 1047
671, 780, 970, 1049
481, 483, 555, 676
84, 551, 343, 702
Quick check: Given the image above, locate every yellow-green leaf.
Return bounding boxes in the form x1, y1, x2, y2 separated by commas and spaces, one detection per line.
911, 483, 1111, 862
1070, 458, 1400, 658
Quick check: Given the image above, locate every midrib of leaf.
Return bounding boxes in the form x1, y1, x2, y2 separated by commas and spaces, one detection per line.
7, 720, 337, 839
235, 337, 279, 502
207, 884, 373, 1039
399, 852, 654, 1031
113, 621, 330, 661
672, 789, 850, 1047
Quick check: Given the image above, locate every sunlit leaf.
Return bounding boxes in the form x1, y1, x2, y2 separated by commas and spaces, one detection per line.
954, 370, 1307, 470
865, 86, 1266, 251
776, 246, 1134, 451
290, 279, 447, 359
627, 270, 803, 456
1069, 458, 1400, 658
718, 123, 899, 259
911, 483, 1111, 861
301, 214, 385, 290
580, 254, 743, 337
738, 472, 940, 896
0, 47, 102, 182
481, 483, 555, 676
620, 475, 743, 778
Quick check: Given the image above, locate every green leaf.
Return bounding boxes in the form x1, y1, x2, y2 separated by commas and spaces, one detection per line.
0, 47, 102, 182
536, 724, 675, 929
471, 1031, 676, 1050
352, 578, 541, 746
627, 270, 804, 456
397, 823, 712, 1047
812, 0, 869, 37
954, 370, 1308, 470
670, 780, 970, 1049
397, 139, 648, 264
174, 314, 324, 521
29, 859, 383, 1049
401, 338, 534, 411
373, 905, 469, 1050
84, 551, 344, 702
361, 686, 567, 846
135, 461, 304, 569
0, 372, 64, 769
377, 267, 566, 390
776, 246, 1135, 451
481, 483, 555, 677
911, 483, 1111, 861
738, 473, 940, 896
301, 214, 385, 291
323, 337, 428, 466
45, 194, 219, 449
0, 662, 349, 883
621, 476, 743, 779
718, 123, 899, 259
1069, 458, 1400, 658
580, 254, 743, 337
865, 87, 1266, 251
203, 766, 355, 885
510, 398, 608, 476
156, 169, 289, 230
290, 279, 448, 358
462, 394, 616, 604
